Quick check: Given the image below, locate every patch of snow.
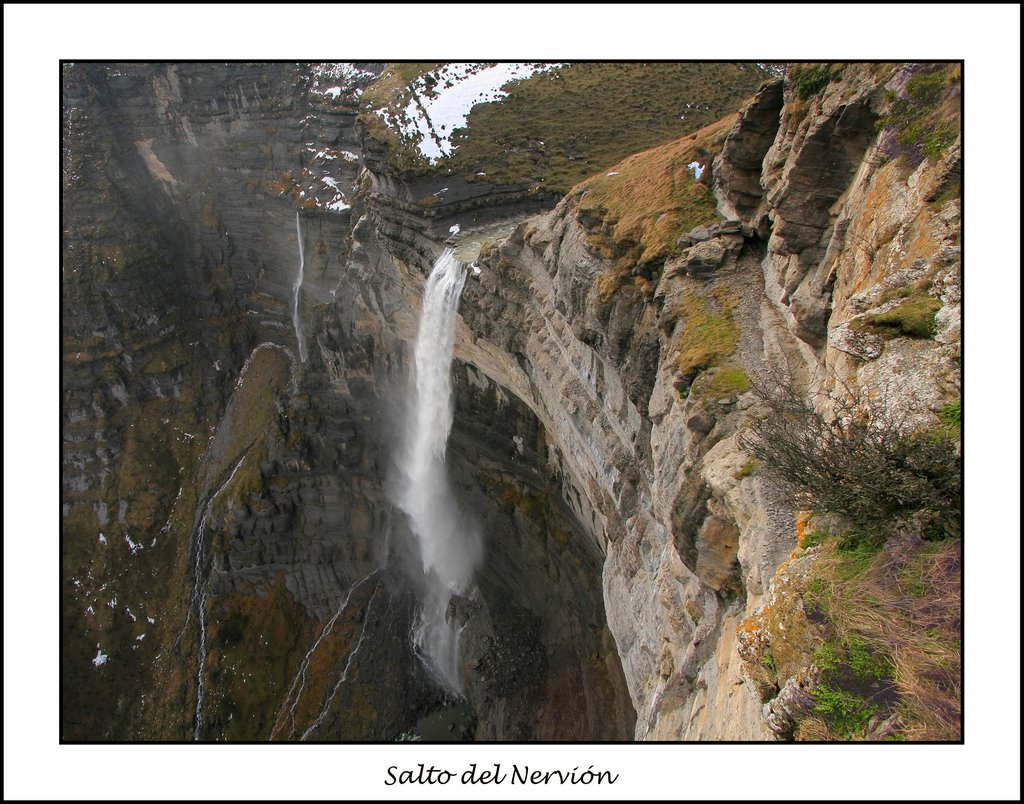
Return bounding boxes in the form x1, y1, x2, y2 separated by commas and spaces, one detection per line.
107, 596, 117, 609
126, 607, 137, 622
377, 63, 562, 162
606, 172, 619, 176
687, 161, 705, 180
98, 533, 107, 544
85, 606, 95, 616
125, 532, 142, 555
91, 646, 109, 667
147, 617, 156, 624
213, 360, 222, 371
325, 197, 351, 212
449, 224, 460, 234
136, 633, 146, 641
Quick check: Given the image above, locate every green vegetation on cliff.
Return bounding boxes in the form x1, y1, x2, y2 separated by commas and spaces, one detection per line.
577, 114, 734, 267
797, 536, 961, 741
877, 63, 961, 166
671, 289, 741, 394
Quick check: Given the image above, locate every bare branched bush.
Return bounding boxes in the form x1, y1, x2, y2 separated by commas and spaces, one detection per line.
741, 369, 961, 542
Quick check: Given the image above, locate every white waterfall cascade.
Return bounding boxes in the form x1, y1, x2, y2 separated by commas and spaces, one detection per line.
300, 583, 382, 741
268, 568, 380, 741
292, 210, 307, 363
394, 248, 481, 693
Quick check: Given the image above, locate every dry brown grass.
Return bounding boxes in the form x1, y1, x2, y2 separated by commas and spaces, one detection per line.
574, 115, 736, 265
808, 537, 962, 741
793, 716, 833, 741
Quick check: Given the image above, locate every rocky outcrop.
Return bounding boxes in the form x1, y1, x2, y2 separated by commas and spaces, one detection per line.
426, 62, 959, 739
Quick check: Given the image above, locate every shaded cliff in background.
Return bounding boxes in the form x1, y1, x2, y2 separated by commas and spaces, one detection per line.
61, 61, 960, 742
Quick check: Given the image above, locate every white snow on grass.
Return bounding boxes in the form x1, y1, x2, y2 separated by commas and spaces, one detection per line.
98, 533, 107, 544
449, 224, 460, 234
606, 172, 619, 176
311, 63, 376, 101
136, 633, 146, 641
311, 148, 359, 163
378, 63, 562, 163
687, 161, 705, 180
147, 616, 156, 624
91, 646, 109, 667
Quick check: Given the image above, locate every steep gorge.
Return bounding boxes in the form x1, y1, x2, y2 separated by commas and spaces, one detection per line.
62, 61, 961, 741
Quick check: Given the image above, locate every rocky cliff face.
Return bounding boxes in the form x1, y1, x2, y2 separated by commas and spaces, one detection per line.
62, 62, 960, 741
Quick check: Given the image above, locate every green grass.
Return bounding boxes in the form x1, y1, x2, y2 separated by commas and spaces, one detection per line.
809, 683, 882, 739
939, 400, 961, 431
798, 537, 961, 741
672, 289, 741, 392
791, 63, 834, 101
858, 293, 942, 339
359, 62, 768, 193
734, 457, 760, 481
701, 364, 751, 400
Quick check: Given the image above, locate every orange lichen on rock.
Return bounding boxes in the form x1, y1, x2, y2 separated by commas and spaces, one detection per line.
795, 511, 816, 549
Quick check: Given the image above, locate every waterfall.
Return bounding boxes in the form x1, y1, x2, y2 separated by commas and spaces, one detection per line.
269, 568, 381, 741
394, 248, 481, 693
300, 583, 382, 741
292, 210, 307, 363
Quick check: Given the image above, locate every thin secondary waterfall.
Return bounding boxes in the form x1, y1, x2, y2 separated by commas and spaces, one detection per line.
268, 568, 381, 741
395, 248, 481, 693
300, 583, 382, 741
293, 211, 307, 363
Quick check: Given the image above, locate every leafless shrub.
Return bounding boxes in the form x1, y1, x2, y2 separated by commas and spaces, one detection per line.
741, 367, 961, 542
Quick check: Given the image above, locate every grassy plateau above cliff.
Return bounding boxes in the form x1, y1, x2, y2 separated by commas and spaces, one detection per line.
360, 62, 769, 193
